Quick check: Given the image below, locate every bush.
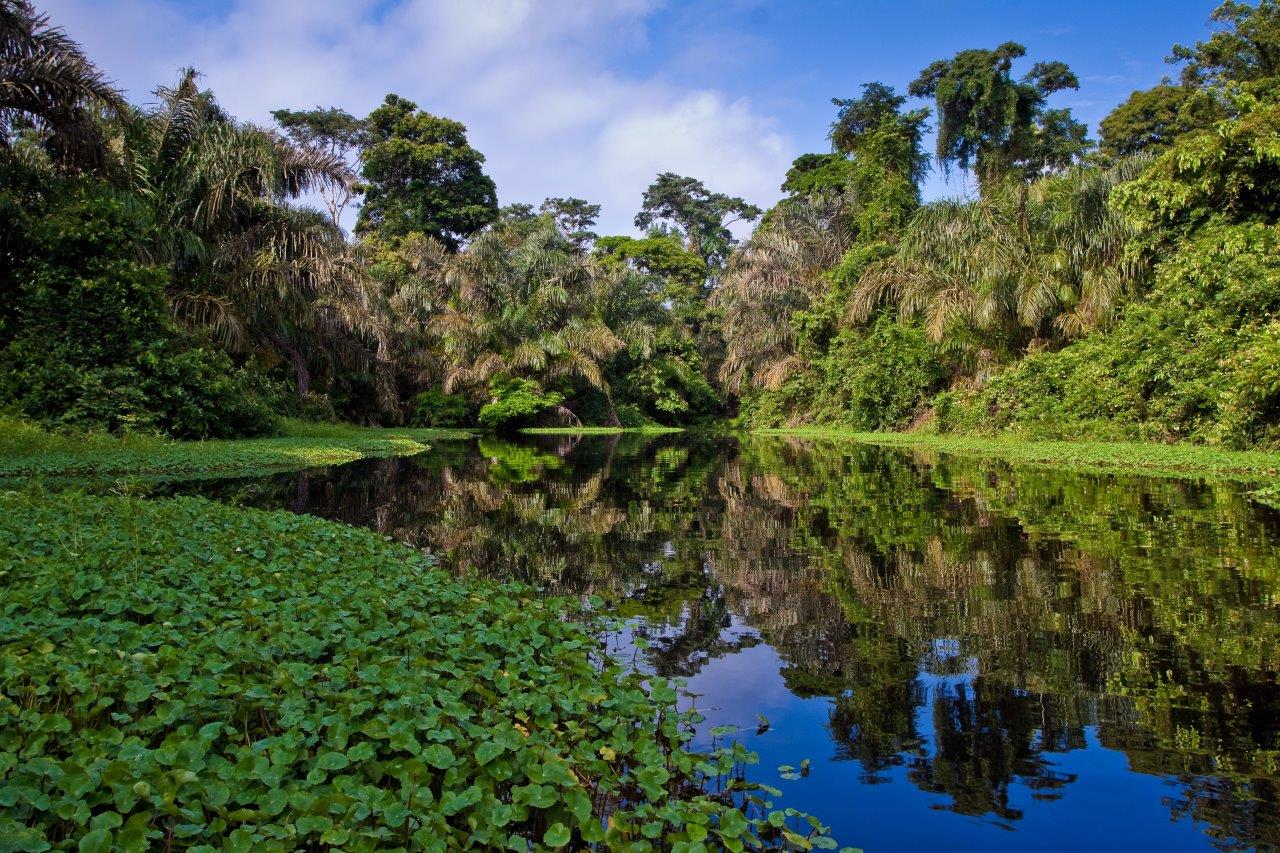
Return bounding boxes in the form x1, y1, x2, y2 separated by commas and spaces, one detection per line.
1220, 322, 1280, 449
0, 492, 839, 850
935, 221, 1280, 446
0, 166, 275, 439
477, 378, 564, 430
408, 387, 473, 428
815, 315, 942, 430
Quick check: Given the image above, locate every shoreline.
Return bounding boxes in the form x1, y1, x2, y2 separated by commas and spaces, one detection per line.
0, 419, 474, 480
753, 428, 1280, 481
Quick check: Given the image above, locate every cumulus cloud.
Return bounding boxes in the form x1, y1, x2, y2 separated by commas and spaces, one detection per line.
41, 0, 793, 234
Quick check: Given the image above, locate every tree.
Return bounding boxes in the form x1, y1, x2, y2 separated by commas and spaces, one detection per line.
0, 0, 126, 173
634, 172, 761, 269
1170, 0, 1280, 89
839, 85, 930, 240
830, 82, 913, 155
270, 106, 368, 228
908, 43, 1089, 189
498, 202, 537, 223
431, 221, 624, 421
539, 196, 601, 251
1097, 84, 1223, 159
120, 70, 386, 408
781, 153, 855, 199
851, 163, 1146, 355
356, 94, 497, 250
594, 234, 707, 311
0, 162, 274, 437
716, 196, 856, 393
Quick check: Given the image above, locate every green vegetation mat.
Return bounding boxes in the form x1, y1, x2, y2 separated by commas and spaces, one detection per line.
0, 491, 838, 851
756, 429, 1280, 481
0, 419, 473, 480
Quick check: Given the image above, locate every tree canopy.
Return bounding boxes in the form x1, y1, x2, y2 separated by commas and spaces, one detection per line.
356, 94, 497, 250
908, 42, 1088, 187
634, 172, 761, 269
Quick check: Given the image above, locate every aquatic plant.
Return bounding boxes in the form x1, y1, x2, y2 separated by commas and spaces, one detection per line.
0, 491, 840, 851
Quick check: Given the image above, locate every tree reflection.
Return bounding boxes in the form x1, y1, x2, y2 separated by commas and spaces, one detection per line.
178, 433, 1280, 850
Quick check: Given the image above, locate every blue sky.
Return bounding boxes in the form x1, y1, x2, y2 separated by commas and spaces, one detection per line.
44, 0, 1219, 233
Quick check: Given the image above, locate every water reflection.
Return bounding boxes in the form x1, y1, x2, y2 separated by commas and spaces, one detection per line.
179, 434, 1280, 851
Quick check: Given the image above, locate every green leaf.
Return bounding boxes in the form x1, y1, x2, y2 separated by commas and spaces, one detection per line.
475, 741, 505, 765
78, 830, 111, 853
543, 823, 571, 848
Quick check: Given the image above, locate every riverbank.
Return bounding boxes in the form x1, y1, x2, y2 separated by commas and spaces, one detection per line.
754, 428, 1280, 481
520, 426, 685, 436
0, 489, 835, 850
0, 417, 473, 480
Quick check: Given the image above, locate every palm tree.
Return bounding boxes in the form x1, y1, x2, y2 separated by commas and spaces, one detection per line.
0, 0, 126, 172
849, 164, 1145, 365
117, 70, 392, 410
1020, 160, 1149, 338
715, 196, 855, 393
432, 221, 624, 418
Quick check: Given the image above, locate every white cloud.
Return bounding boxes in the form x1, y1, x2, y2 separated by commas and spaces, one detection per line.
41, 0, 792, 234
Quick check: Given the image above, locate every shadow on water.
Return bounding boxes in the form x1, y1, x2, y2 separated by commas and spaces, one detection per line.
167, 433, 1280, 852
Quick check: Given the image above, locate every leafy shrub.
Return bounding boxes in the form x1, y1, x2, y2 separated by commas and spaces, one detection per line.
477, 378, 564, 431
610, 333, 720, 427
936, 221, 1280, 446
0, 167, 274, 439
615, 402, 646, 428
408, 387, 474, 428
814, 315, 942, 430
0, 492, 839, 850
1219, 322, 1280, 449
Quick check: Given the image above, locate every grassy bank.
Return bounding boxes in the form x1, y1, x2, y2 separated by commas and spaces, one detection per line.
0, 417, 473, 480
519, 426, 685, 436
755, 428, 1280, 481
0, 490, 836, 850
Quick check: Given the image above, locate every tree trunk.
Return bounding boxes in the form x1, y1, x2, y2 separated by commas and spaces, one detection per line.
553, 404, 583, 427
273, 335, 311, 398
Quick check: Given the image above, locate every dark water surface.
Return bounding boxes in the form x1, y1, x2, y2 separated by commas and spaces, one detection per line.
172, 433, 1280, 852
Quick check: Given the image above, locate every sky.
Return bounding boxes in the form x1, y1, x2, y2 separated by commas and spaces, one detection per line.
42, 0, 1222, 235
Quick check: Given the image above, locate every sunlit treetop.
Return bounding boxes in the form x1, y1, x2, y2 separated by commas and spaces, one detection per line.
1170, 0, 1280, 89
908, 42, 1089, 189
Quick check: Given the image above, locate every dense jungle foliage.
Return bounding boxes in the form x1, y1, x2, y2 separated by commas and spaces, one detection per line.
2, 0, 1280, 442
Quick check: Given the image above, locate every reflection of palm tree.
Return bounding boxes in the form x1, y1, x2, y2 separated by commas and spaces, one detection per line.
906, 679, 1080, 821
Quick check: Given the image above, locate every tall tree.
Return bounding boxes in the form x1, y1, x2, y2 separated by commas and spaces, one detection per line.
908, 42, 1089, 189
851, 162, 1146, 354
1170, 0, 1280, 89
716, 196, 856, 393
634, 172, 761, 270
270, 106, 368, 228
539, 196, 601, 251
120, 70, 386, 407
431, 221, 623, 411
0, 0, 126, 173
837, 83, 930, 240
1097, 84, 1223, 159
830, 82, 914, 155
356, 94, 497, 250
781, 153, 855, 199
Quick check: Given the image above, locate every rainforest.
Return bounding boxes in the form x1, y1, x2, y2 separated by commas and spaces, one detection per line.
2, 0, 1280, 850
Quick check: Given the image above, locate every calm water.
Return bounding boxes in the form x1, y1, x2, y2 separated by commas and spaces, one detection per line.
173, 433, 1280, 852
